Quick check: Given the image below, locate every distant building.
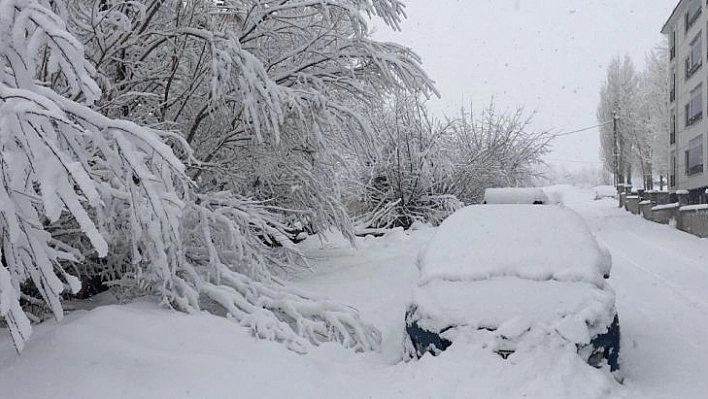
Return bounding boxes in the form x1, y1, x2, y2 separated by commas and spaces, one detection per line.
663, 0, 708, 203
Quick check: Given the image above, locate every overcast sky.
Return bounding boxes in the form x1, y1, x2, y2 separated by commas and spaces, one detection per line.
372, 0, 677, 171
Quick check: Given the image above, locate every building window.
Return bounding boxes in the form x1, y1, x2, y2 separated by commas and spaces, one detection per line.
686, 0, 702, 32
671, 113, 676, 144
671, 152, 677, 187
671, 71, 676, 102
670, 30, 676, 60
686, 31, 703, 79
685, 135, 704, 176
685, 84, 703, 126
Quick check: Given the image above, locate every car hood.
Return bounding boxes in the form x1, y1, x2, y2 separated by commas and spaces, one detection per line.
410, 277, 616, 345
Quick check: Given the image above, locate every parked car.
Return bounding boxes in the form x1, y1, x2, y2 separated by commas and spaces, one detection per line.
482, 187, 549, 205
594, 185, 618, 200
403, 204, 620, 372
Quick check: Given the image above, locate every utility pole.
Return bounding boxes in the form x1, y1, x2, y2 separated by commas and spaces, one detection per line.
613, 111, 619, 188
613, 111, 622, 207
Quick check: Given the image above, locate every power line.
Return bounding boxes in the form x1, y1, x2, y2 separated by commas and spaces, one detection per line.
552, 120, 613, 138
545, 158, 603, 164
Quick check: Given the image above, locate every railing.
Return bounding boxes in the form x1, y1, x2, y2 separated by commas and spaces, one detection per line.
686, 110, 703, 126
686, 61, 702, 79
687, 163, 704, 176
686, 8, 702, 32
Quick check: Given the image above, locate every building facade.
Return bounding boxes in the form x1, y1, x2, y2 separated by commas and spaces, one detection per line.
663, 0, 708, 203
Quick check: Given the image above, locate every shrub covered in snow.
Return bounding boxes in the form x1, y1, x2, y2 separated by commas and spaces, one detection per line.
345, 94, 462, 230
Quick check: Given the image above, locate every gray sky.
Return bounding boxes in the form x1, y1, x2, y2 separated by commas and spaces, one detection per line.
372, 0, 677, 170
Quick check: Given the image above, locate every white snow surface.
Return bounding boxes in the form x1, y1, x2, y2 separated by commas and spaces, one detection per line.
483, 187, 549, 204
653, 202, 679, 210
417, 205, 611, 286
3, 186, 708, 398
412, 277, 615, 342
680, 204, 708, 211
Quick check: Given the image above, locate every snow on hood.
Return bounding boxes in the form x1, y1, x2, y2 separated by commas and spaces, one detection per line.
410, 277, 616, 344
417, 205, 611, 286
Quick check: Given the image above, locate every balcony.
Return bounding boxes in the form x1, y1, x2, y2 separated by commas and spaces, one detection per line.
686, 163, 704, 176
686, 111, 703, 126
686, 61, 702, 80
686, 8, 702, 32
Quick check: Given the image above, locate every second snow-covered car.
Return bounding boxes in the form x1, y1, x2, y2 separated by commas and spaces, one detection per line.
403, 204, 620, 372
482, 187, 549, 205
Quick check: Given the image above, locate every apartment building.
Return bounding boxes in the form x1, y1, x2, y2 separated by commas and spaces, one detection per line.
663, 0, 708, 203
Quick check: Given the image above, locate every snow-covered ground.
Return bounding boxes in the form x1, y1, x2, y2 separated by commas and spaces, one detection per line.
555, 186, 708, 398
2, 185, 708, 398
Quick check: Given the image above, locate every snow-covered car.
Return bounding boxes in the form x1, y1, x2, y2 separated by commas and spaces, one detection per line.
594, 185, 618, 200
482, 187, 549, 205
404, 205, 620, 372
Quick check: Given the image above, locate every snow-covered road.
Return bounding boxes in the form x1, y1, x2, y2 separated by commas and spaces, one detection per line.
2, 186, 707, 398
559, 187, 708, 398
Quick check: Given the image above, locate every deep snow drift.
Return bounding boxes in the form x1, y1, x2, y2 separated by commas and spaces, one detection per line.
2, 186, 708, 398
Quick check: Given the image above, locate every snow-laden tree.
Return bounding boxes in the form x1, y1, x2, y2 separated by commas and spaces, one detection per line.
1, 0, 382, 354
65, 0, 436, 240
448, 102, 553, 204
344, 93, 461, 230
65, 0, 432, 352
0, 0, 189, 351
597, 55, 641, 186
636, 45, 670, 190
597, 50, 670, 190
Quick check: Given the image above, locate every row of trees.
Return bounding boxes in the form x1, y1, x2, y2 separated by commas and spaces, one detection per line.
1, 0, 551, 354
597, 48, 670, 190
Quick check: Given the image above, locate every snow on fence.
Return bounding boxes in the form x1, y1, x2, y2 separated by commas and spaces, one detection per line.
634, 199, 708, 238
616, 187, 708, 237
678, 205, 708, 238
648, 203, 679, 225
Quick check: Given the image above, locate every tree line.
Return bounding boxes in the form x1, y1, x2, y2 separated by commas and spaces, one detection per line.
597, 46, 670, 190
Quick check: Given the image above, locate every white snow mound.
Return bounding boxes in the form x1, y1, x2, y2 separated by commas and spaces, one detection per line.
483, 187, 549, 204
417, 205, 611, 286
412, 277, 616, 341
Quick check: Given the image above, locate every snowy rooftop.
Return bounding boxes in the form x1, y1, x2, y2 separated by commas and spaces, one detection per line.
417, 205, 611, 287
483, 187, 549, 205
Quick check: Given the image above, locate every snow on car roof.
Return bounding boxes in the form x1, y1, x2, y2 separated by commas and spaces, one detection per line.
417, 205, 610, 287
412, 277, 616, 342
483, 187, 548, 204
